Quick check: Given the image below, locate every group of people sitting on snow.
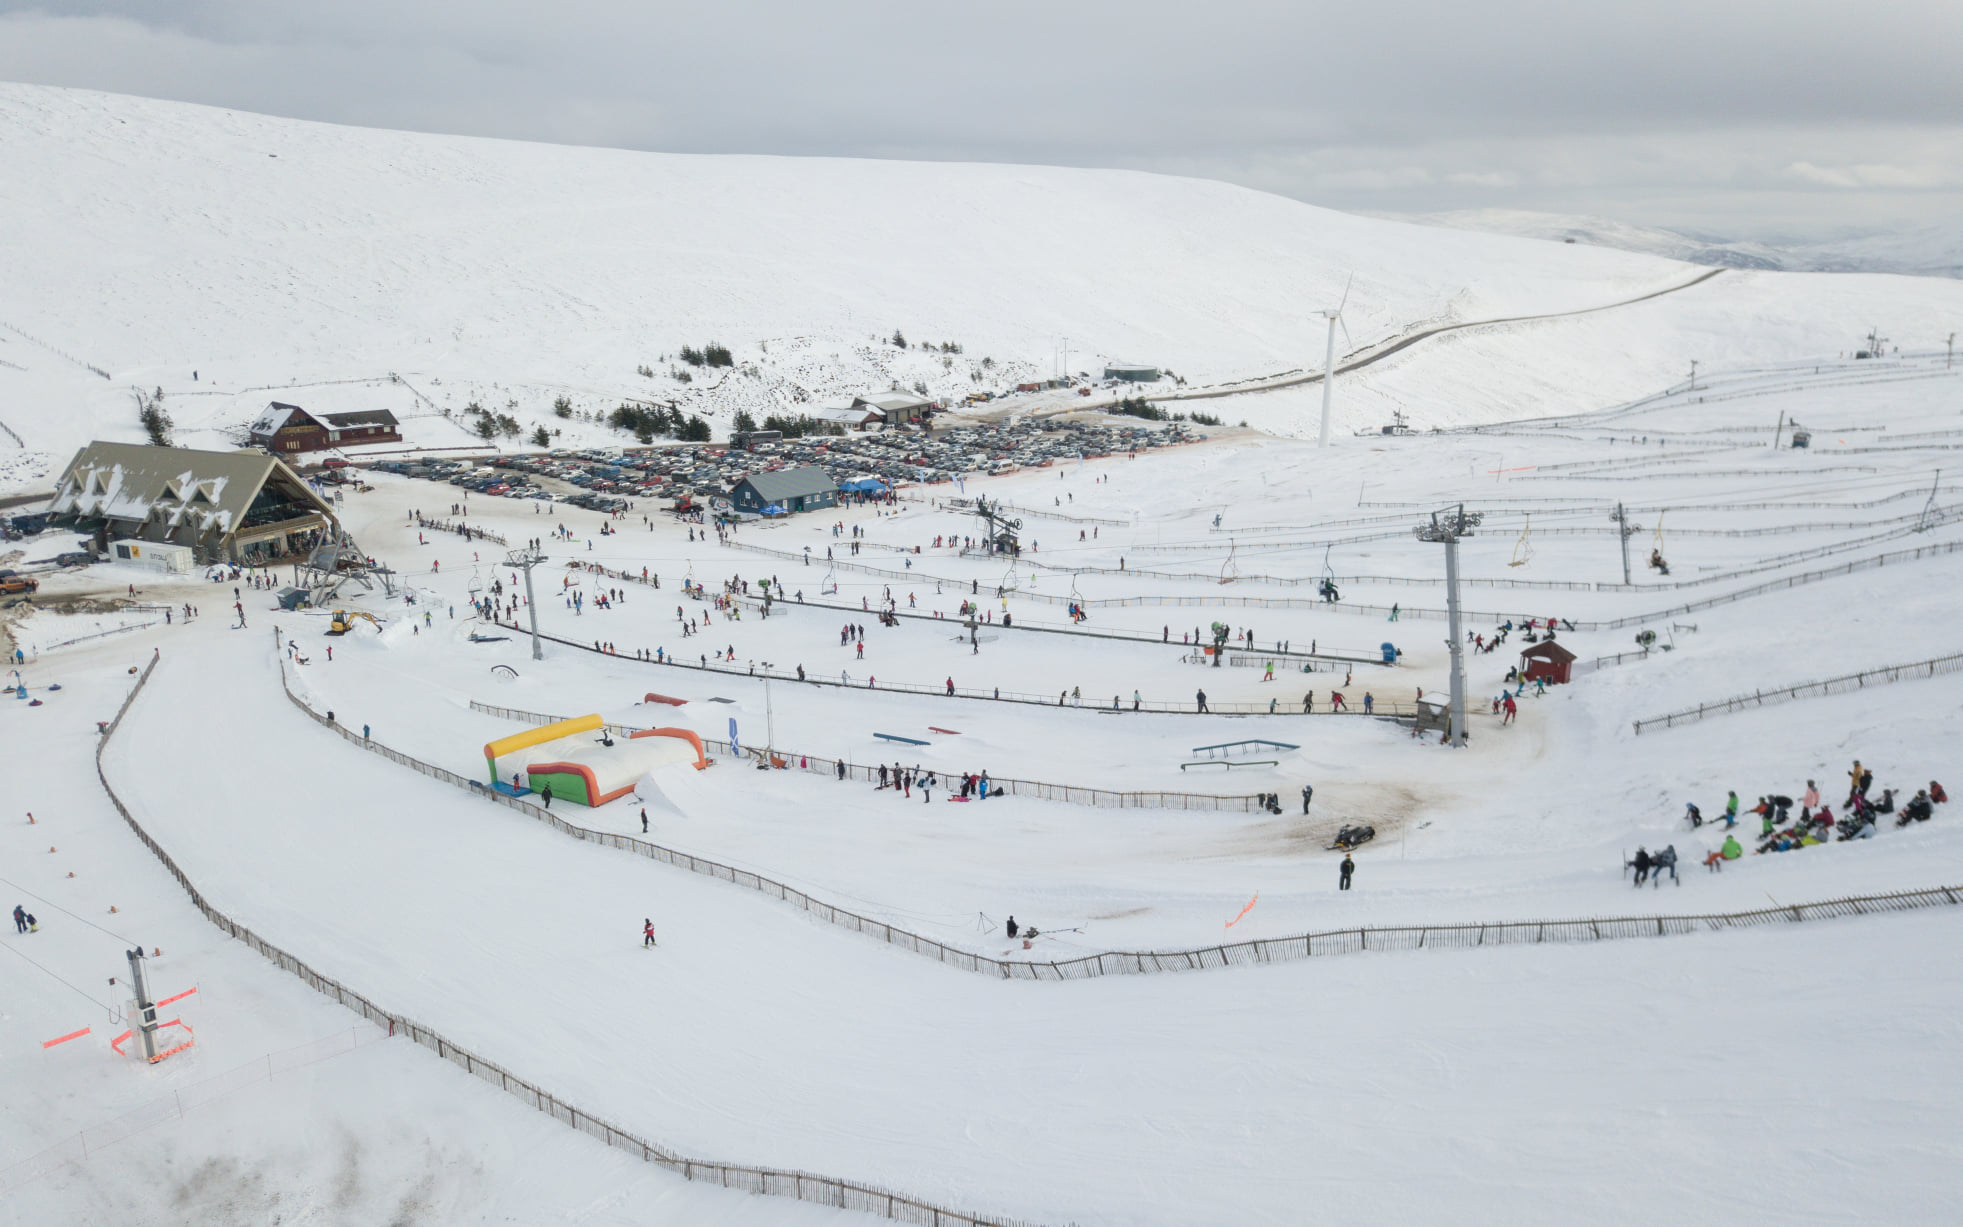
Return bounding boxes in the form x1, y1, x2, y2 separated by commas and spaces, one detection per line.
1683, 760, 1946, 867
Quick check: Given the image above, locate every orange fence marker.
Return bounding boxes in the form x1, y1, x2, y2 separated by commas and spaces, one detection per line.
42, 1026, 91, 1049
1225, 893, 1259, 928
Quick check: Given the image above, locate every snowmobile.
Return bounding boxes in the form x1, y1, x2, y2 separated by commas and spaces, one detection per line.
1329, 824, 1376, 852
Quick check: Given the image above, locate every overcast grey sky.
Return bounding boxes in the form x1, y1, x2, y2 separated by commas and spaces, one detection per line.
3, 1, 1960, 239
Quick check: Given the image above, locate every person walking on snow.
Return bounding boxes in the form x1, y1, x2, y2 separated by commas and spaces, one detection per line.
12, 904, 25, 934
1196, 688, 1209, 713
1724, 791, 1740, 828
1339, 854, 1355, 890
1301, 784, 1314, 814
643, 918, 657, 948
1501, 694, 1517, 724
541, 782, 553, 809
641, 807, 649, 833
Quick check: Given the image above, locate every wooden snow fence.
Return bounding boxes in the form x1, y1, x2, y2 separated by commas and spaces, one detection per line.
1632, 649, 1963, 734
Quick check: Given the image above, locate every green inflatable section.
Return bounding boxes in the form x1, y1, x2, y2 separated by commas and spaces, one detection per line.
524, 770, 592, 807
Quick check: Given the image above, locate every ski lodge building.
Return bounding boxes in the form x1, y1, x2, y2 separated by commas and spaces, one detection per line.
249, 402, 403, 455
49, 441, 340, 564
851, 392, 935, 426
806, 404, 887, 431
728, 467, 840, 516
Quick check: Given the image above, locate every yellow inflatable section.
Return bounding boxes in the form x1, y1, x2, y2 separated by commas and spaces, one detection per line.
484, 714, 604, 785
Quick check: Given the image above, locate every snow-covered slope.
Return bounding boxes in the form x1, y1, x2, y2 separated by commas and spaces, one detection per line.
3, 83, 1963, 489
1397, 207, 1963, 279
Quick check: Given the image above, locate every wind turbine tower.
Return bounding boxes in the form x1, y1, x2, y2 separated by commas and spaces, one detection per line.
1316, 276, 1353, 447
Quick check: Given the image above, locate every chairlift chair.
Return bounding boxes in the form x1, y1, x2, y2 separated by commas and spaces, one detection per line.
1508, 515, 1533, 568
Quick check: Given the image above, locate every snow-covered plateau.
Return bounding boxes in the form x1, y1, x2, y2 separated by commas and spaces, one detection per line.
3, 84, 1961, 1226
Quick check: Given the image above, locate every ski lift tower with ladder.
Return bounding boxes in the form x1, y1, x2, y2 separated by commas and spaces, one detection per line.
1414, 504, 1482, 747
504, 544, 548, 661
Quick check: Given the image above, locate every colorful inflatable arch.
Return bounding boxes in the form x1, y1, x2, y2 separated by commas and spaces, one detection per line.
484, 716, 708, 807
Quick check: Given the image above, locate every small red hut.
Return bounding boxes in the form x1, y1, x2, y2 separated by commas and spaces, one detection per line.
1519, 640, 1577, 685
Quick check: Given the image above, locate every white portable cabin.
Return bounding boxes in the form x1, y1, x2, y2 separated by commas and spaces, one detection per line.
111, 539, 194, 573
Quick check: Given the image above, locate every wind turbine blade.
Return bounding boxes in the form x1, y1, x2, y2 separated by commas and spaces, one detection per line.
1339, 315, 1354, 353
1337, 273, 1354, 315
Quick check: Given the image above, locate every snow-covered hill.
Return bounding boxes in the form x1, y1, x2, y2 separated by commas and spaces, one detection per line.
3, 83, 1962, 491
1397, 207, 1963, 279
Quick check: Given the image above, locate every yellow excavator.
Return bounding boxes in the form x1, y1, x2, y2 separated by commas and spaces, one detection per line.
327, 609, 382, 636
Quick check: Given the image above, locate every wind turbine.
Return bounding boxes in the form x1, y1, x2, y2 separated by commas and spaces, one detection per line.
1316, 275, 1354, 447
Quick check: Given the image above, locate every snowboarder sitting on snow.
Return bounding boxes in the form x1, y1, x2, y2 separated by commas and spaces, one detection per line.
1897, 791, 1935, 826
1685, 802, 1703, 829
1704, 835, 1743, 870
1630, 846, 1652, 885
1930, 781, 1948, 804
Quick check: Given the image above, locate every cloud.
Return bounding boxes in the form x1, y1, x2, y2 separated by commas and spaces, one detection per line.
1787, 160, 1957, 189
0, 3, 1959, 238
1315, 167, 1435, 191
